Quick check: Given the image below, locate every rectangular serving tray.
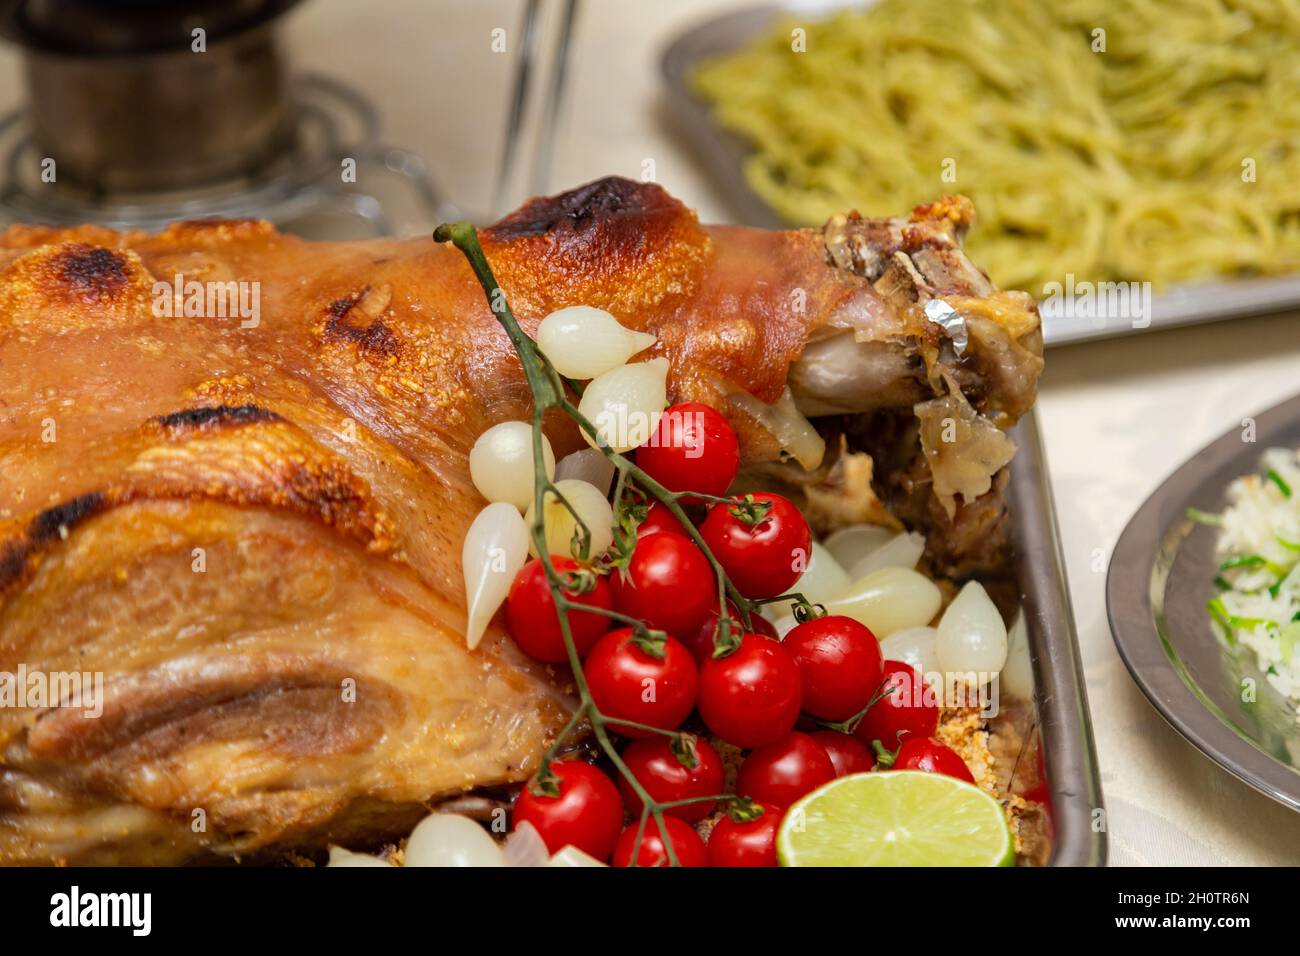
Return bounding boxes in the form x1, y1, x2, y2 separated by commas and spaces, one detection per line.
661, 0, 1300, 347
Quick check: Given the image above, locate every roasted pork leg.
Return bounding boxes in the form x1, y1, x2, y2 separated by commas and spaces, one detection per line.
0, 177, 1039, 864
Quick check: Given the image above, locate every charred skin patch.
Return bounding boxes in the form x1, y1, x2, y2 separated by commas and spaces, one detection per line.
477, 176, 712, 317
485, 176, 672, 240
0, 240, 154, 331
54, 245, 130, 302
320, 288, 400, 356
0, 492, 108, 596
151, 404, 280, 435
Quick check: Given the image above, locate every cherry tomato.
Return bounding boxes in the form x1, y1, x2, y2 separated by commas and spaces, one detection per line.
584, 628, 698, 736
811, 730, 876, 776
697, 633, 802, 748
636, 501, 689, 538
707, 802, 782, 867
853, 660, 939, 752
783, 614, 883, 721
506, 557, 612, 663
617, 735, 724, 822
736, 732, 836, 807
700, 493, 811, 599
512, 759, 623, 861
892, 737, 976, 784
636, 402, 740, 501
611, 532, 715, 637
682, 599, 777, 667
612, 816, 709, 867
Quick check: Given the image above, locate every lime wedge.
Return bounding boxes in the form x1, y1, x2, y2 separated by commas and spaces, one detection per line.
776, 771, 1014, 867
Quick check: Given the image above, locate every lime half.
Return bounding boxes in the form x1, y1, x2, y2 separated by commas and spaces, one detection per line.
777, 771, 1014, 867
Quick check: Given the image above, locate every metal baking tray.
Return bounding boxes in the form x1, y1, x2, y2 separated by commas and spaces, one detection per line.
663, 7, 1107, 861
1004, 412, 1107, 865
660, 0, 1300, 347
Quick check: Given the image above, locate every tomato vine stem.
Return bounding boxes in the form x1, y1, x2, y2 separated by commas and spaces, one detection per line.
440, 222, 770, 865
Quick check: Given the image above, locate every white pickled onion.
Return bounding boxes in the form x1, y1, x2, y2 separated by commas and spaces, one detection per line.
470, 421, 556, 511
502, 821, 550, 867
554, 447, 616, 494
463, 502, 530, 650
1000, 612, 1033, 699
823, 524, 894, 571
525, 478, 615, 558
404, 813, 503, 867
936, 581, 1008, 677
823, 566, 942, 638
537, 305, 657, 380
849, 531, 925, 579
879, 626, 941, 686
326, 846, 394, 867
577, 358, 669, 453
792, 542, 851, 605
548, 845, 608, 867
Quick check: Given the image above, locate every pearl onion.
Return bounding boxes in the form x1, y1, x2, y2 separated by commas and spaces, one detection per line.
536, 305, 657, 380
525, 478, 614, 558
823, 524, 895, 570
1000, 612, 1034, 699
849, 531, 925, 579
792, 542, 850, 604
462, 502, 530, 650
936, 581, 1008, 676
554, 448, 616, 494
548, 845, 607, 867
879, 626, 941, 686
577, 358, 669, 453
470, 421, 556, 511
326, 846, 394, 867
823, 566, 942, 638
404, 813, 503, 867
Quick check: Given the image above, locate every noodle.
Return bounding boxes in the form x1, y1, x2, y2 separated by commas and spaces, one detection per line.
692, 0, 1300, 292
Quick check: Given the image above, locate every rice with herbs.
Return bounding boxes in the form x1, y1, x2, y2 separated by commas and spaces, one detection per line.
1209, 447, 1300, 709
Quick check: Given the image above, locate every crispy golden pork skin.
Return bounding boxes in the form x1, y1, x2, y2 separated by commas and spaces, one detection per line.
0, 177, 1039, 864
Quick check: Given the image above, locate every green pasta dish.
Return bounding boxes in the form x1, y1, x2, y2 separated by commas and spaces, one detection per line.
692, 0, 1300, 293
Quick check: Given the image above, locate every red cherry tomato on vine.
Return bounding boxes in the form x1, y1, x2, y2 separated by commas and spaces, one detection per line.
617, 736, 724, 822
811, 730, 876, 776
636, 501, 690, 538
853, 660, 939, 752
892, 737, 976, 784
636, 402, 740, 501
682, 599, 777, 667
707, 802, 783, 868
736, 732, 836, 807
611, 532, 715, 637
700, 492, 811, 599
512, 760, 623, 861
697, 633, 802, 748
612, 816, 709, 867
506, 556, 612, 663
584, 628, 698, 737
783, 614, 883, 721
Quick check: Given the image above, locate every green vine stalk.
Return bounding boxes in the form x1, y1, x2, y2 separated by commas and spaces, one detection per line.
435, 221, 813, 865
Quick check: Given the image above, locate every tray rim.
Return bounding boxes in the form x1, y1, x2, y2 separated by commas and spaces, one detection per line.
1006, 411, 1108, 866
1107, 392, 1300, 813
659, 0, 1300, 347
